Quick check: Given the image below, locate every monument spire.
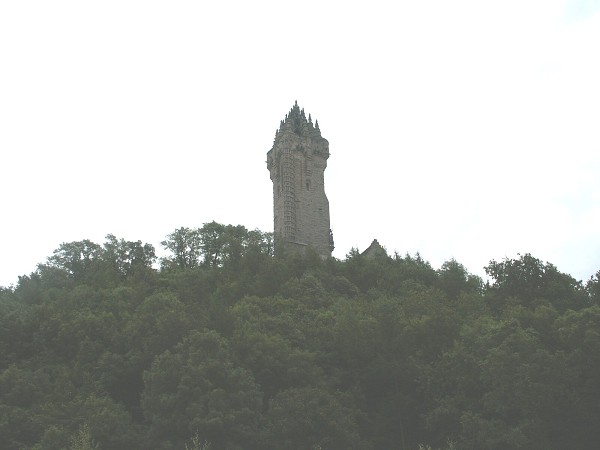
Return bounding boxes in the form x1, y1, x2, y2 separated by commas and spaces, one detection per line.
266, 102, 333, 257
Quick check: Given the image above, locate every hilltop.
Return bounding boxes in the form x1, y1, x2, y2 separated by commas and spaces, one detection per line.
1, 222, 599, 449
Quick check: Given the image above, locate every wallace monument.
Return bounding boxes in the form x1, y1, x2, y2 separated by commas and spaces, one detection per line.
267, 102, 334, 257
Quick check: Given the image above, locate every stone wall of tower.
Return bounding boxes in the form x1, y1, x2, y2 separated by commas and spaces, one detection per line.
267, 102, 332, 257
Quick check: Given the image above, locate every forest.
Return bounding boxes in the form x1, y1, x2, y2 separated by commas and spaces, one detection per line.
1, 221, 599, 450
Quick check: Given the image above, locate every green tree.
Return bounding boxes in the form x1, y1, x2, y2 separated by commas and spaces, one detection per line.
161, 227, 203, 270
586, 270, 600, 304
97, 292, 193, 415
198, 221, 227, 267
142, 330, 263, 450
230, 303, 323, 401
485, 253, 587, 312
437, 259, 482, 301
264, 386, 364, 450
37, 239, 102, 286
68, 423, 99, 450
553, 305, 600, 449
102, 234, 156, 280
37, 236, 155, 288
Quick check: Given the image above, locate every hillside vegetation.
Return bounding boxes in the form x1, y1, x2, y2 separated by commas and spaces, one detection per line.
1, 222, 599, 450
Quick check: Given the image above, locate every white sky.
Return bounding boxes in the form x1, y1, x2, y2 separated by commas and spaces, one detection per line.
1, 0, 600, 287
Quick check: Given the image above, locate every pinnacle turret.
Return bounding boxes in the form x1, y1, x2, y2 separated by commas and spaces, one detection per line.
275, 101, 322, 139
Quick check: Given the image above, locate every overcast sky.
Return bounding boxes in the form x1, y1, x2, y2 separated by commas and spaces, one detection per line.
1, 0, 599, 287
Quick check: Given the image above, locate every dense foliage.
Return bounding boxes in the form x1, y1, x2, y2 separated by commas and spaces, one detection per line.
1, 222, 599, 449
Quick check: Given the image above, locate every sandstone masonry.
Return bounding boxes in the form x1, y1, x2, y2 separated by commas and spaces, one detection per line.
267, 102, 334, 257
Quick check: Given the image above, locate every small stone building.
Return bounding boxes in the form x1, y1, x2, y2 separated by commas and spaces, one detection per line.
361, 239, 388, 258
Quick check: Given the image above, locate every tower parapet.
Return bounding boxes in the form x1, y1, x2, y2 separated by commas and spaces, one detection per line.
267, 102, 333, 257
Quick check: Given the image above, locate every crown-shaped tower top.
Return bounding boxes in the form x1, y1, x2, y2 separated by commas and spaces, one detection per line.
274, 100, 322, 141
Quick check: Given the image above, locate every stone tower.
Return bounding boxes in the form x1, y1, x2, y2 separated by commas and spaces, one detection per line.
267, 101, 334, 257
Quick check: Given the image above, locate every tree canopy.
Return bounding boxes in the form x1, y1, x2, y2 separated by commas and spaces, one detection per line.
1, 224, 598, 449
